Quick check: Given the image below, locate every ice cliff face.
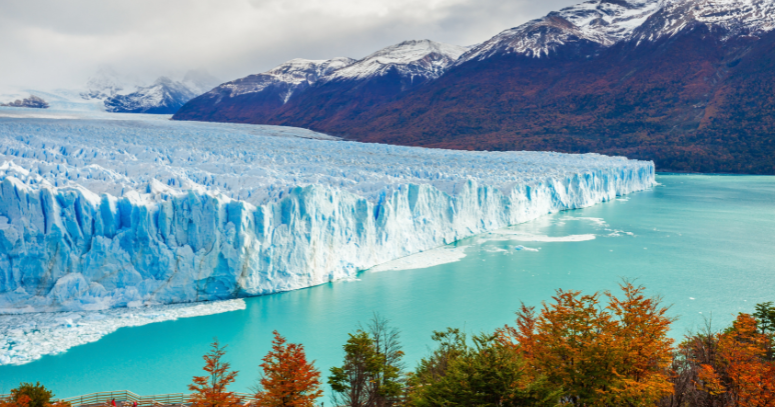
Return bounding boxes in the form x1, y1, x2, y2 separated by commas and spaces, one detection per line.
0, 114, 655, 313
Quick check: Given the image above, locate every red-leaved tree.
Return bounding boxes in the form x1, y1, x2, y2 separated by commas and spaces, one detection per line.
189, 338, 243, 407
254, 331, 323, 407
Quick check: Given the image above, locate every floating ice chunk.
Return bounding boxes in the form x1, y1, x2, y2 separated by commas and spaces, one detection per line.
514, 245, 540, 252
491, 231, 597, 242
0, 299, 245, 366
370, 246, 467, 272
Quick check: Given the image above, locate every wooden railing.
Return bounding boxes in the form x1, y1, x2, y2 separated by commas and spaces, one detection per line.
0, 391, 254, 407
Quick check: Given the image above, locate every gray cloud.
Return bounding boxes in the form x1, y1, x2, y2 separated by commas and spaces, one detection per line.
0, 0, 579, 90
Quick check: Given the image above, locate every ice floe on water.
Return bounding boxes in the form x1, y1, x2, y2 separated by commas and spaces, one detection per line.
513, 245, 540, 252
488, 231, 597, 242
0, 299, 245, 366
369, 246, 467, 272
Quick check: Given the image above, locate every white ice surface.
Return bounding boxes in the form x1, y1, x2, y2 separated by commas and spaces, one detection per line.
0, 107, 654, 317
489, 231, 597, 242
0, 299, 245, 365
369, 246, 467, 272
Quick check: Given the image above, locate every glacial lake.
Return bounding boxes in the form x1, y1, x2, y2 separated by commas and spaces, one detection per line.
1, 174, 773, 398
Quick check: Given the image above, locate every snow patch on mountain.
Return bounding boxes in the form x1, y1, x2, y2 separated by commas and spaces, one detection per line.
218, 57, 355, 101
0, 112, 655, 314
326, 40, 467, 82
632, 0, 775, 42
202, 40, 466, 105
459, 0, 775, 62
459, 0, 662, 61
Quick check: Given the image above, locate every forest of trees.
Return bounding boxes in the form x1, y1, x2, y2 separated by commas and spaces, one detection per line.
3, 281, 774, 407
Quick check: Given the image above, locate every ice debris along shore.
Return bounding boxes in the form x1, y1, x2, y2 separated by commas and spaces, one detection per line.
0, 113, 655, 313
0, 299, 245, 365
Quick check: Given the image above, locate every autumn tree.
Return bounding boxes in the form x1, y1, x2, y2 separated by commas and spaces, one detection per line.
700, 313, 775, 407
189, 338, 242, 407
1, 383, 69, 407
503, 280, 675, 406
10, 383, 52, 407
253, 331, 323, 407
0, 394, 31, 407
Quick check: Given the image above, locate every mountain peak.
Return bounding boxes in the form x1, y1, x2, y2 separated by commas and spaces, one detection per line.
458, 0, 661, 62
326, 39, 467, 82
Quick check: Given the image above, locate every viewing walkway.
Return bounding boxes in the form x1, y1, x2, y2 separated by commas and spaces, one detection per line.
1, 390, 254, 407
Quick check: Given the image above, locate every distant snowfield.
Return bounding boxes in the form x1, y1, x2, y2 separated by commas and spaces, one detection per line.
0, 103, 654, 364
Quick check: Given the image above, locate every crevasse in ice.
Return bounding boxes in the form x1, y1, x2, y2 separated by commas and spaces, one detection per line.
0, 113, 655, 313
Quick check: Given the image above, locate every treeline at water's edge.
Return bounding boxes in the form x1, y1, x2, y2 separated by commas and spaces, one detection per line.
3, 281, 775, 407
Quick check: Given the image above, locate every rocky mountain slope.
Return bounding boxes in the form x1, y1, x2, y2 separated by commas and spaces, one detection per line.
173, 0, 775, 174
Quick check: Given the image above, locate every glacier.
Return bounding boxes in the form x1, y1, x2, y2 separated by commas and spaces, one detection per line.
0, 108, 655, 315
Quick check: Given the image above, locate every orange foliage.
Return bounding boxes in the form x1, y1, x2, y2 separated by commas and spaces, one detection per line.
503, 281, 674, 406
189, 339, 243, 407
254, 331, 323, 407
0, 395, 69, 407
700, 313, 775, 407
0, 395, 31, 407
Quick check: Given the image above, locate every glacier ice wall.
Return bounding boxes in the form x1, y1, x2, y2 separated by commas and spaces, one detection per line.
0, 114, 655, 313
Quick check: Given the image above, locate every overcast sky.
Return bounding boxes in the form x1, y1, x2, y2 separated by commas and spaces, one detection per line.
0, 0, 580, 90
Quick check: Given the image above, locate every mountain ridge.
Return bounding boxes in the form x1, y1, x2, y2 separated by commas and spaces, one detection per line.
173, 0, 775, 174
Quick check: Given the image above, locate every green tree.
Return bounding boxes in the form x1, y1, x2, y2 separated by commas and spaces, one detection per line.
411, 328, 468, 386
329, 331, 384, 407
754, 302, 775, 334
362, 314, 405, 407
754, 302, 775, 360
408, 331, 560, 407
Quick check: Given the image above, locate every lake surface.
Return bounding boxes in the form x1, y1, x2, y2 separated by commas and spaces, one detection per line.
1, 174, 773, 398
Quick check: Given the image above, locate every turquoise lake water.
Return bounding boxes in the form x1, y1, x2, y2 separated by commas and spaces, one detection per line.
1, 174, 773, 398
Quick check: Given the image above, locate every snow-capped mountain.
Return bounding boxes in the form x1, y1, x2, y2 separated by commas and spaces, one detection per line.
103, 77, 198, 114
458, 0, 660, 61
458, 0, 775, 62
174, 0, 775, 174
82, 69, 220, 114
173, 40, 466, 123
631, 0, 775, 42
181, 39, 463, 112
217, 57, 355, 103
81, 67, 135, 100
326, 40, 466, 83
